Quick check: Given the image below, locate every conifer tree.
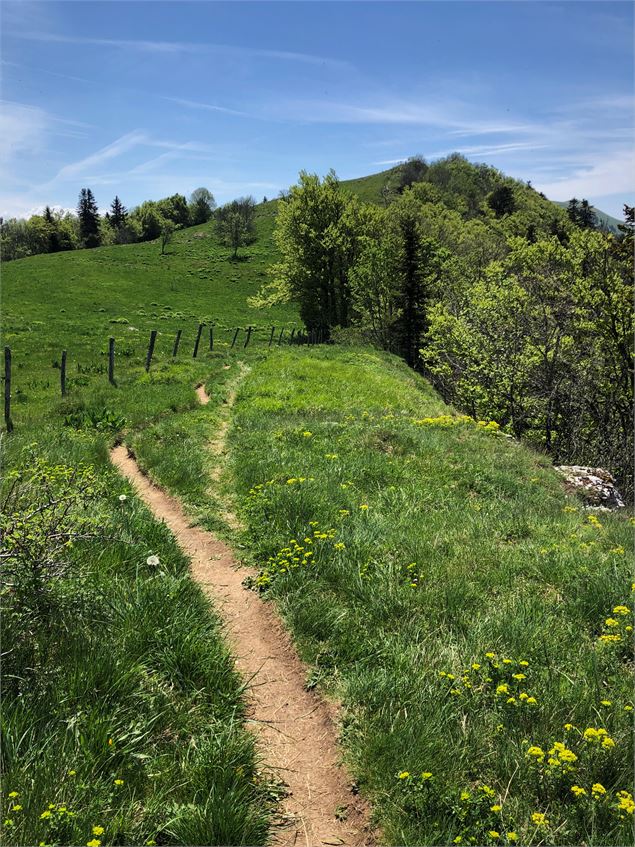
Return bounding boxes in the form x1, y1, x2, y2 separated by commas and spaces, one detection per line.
109, 196, 127, 229
77, 188, 101, 247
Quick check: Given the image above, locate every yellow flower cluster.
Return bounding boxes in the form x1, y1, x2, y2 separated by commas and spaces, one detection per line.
582, 727, 616, 748
440, 651, 537, 706
254, 524, 336, 590
597, 600, 632, 644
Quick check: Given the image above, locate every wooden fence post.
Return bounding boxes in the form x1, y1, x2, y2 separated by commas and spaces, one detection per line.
172, 329, 182, 357
61, 350, 67, 397
4, 346, 13, 433
244, 326, 252, 348
108, 337, 115, 384
278, 328, 284, 345
193, 323, 203, 358
231, 327, 239, 348
269, 326, 275, 347
145, 330, 157, 372
209, 326, 214, 351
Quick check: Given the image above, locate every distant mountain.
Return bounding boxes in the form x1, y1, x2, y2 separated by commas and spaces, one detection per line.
552, 200, 623, 234
341, 160, 625, 234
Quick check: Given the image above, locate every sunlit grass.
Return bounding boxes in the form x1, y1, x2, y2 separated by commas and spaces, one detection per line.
231, 345, 633, 846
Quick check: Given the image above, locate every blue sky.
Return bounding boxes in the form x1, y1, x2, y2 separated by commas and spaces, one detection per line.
1, 1, 633, 219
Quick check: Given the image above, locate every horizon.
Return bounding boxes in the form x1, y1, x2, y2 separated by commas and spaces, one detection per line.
1, 0, 633, 220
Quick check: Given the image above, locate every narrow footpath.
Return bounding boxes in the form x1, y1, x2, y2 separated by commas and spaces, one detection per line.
110, 379, 371, 847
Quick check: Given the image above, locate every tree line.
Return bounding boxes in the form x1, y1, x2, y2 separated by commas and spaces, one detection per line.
1, 187, 256, 261
255, 157, 633, 491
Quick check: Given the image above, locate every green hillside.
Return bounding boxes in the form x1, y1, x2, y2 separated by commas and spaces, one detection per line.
342, 162, 623, 233
1, 159, 632, 847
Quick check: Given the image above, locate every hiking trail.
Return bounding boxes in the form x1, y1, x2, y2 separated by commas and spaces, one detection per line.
110, 374, 371, 847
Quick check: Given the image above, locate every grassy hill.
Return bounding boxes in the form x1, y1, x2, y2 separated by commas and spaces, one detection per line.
342, 162, 623, 232
1, 162, 632, 846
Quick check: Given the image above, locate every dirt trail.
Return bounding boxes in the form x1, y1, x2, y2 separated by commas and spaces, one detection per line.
110, 379, 371, 846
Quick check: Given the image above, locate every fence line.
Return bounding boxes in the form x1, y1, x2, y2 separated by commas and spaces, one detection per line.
1, 321, 327, 432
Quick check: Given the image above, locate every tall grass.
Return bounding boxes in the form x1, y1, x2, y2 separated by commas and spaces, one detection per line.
230, 345, 634, 846
0, 359, 270, 845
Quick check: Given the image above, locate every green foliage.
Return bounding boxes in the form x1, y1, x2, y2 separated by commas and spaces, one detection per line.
188, 188, 216, 225
423, 228, 633, 490
262, 171, 368, 333
215, 196, 257, 258
487, 185, 517, 217
77, 188, 101, 248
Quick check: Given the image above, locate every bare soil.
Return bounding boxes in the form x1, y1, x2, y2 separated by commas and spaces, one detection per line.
110, 380, 372, 846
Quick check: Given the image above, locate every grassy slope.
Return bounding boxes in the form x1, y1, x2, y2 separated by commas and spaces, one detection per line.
1, 207, 294, 429
341, 165, 622, 231
0, 217, 296, 845
230, 346, 633, 846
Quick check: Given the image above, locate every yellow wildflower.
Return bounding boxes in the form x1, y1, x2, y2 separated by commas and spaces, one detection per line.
591, 783, 607, 796
92, 827, 105, 836
571, 785, 587, 797
613, 605, 630, 615
531, 812, 549, 827
398, 771, 410, 779
616, 791, 635, 815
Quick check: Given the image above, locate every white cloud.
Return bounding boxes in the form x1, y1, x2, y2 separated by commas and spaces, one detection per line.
165, 97, 251, 118
0, 100, 47, 169
534, 149, 635, 202
13, 31, 351, 69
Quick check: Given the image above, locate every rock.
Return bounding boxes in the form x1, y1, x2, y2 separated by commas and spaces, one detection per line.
554, 465, 626, 510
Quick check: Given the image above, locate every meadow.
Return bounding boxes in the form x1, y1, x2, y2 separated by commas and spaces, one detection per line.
228, 347, 633, 846
0, 214, 294, 846
2, 199, 633, 846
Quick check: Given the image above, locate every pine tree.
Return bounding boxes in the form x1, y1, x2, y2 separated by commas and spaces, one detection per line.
578, 199, 597, 229
77, 188, 101, 247
109, 196, 127, 229
567, 198, 580, 224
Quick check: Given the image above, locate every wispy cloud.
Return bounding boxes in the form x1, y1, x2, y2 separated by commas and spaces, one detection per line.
44, 131, 148, 186
13, 31, 352, 69
165, 97, 251, 118
534, 149, 635, 202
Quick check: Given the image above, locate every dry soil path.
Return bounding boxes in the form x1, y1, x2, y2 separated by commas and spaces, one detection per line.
110, 377, 372, 847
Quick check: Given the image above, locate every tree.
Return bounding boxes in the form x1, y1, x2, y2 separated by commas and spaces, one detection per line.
387, 191, 442, 367
393, 155, 428, 193
132, 202, 164, 241
109, 196, 127, 230
578, 199, 597, 229
567, 198, 580, 224
157, 194, 190, 228
487, 185, 516, 217
258, 172, 357, 333
160, 218, 175, 254
215, 196, 256, 258
188, 188, 216, 225
77, 188, 100, 247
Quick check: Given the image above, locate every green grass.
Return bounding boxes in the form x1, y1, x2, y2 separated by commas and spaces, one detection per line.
1, 208, 295, 432
2, 184, 632, 846
0, 219, 297, 845
1, 429, 270, 847
230, 345, 634, 846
